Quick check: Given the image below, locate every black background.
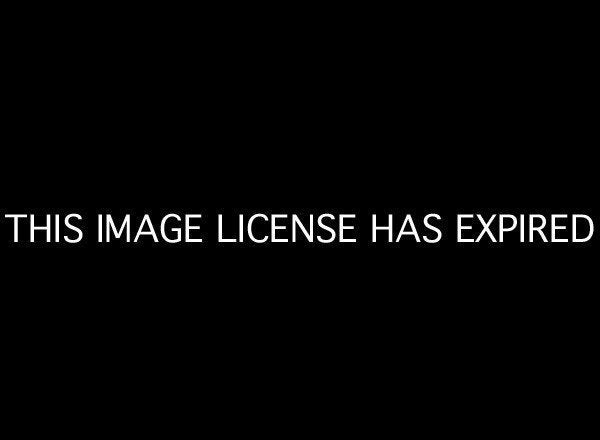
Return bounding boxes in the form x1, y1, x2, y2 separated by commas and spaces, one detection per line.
1, 6, 597, 434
